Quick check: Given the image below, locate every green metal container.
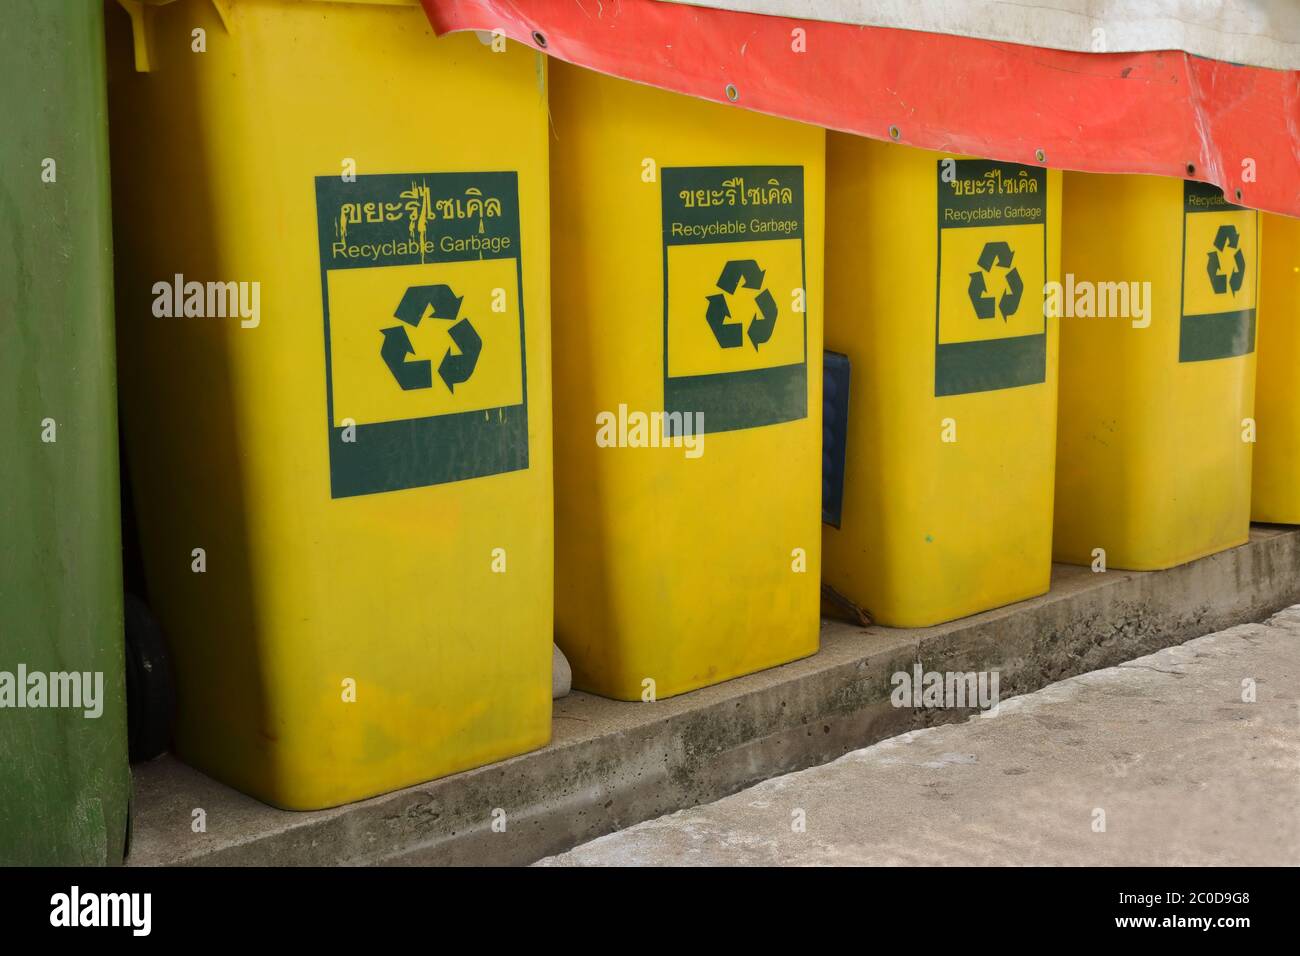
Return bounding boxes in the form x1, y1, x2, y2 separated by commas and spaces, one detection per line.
0, 0, 130, 865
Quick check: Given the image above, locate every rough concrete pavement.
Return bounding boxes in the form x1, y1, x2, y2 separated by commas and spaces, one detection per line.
540, 609, 1300, 866
125, 529, 1300, 866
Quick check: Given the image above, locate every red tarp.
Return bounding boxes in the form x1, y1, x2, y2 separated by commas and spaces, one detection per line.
421, 0, 1300, 217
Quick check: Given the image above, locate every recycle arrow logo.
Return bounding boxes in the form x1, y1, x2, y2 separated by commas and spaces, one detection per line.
1206, 223, 1247, 295
381, 283, 482, 393
967, 241, 1024, 322
705, 258, 778, 351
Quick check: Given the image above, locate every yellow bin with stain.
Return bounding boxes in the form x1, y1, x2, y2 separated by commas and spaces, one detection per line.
1252, 213, 1300, 523
823, 135, 1062, 627
105, 0, 553, 809
549, 62, 823, 700
1055, 174, 1258, 570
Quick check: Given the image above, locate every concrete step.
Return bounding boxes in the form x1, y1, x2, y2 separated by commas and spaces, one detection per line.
541, 613, 1300, 866
125, 526, 1300, 866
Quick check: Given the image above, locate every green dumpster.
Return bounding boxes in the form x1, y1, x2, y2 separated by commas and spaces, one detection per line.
0, 0, 130, 865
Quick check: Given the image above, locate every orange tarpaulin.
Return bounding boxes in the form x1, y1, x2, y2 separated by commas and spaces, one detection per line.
421, 0, 1300, 217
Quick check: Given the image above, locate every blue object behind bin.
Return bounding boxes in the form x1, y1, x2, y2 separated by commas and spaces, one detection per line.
823, 350, 850, 527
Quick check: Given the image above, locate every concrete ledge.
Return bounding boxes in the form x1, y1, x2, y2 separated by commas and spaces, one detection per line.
126, 526, 1300, 866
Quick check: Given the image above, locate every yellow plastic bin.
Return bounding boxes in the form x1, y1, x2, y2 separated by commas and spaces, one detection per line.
105, 0, 553, 809
823, 135, 1062, 627
1055, 174, 1258, 570
1252, 213, 1300, 523
549, 62, 824, 700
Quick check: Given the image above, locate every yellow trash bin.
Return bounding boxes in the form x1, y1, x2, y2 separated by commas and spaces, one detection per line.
1252, 213, 1300, 523
823, 135, 1062, 627
106, 0, 553, 809
1055, 174, 1258, 570
549, 62, 824, 700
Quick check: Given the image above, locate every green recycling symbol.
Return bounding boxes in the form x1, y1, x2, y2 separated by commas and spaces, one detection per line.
705, 259, 778, 350
967, 241, 1024, 321
1207, 224, 1247, 295
380, 284, 482, 393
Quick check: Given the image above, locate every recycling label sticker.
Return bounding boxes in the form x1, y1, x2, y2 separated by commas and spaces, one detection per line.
315, 172, 528, 498
1179, 181, 1258, 363
661, 165, 808, 434
935, 160, 1048, 396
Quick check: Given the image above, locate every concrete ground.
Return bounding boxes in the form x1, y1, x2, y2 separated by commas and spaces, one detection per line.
125, 529, 1300, 866
540, 608, 1300, 866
